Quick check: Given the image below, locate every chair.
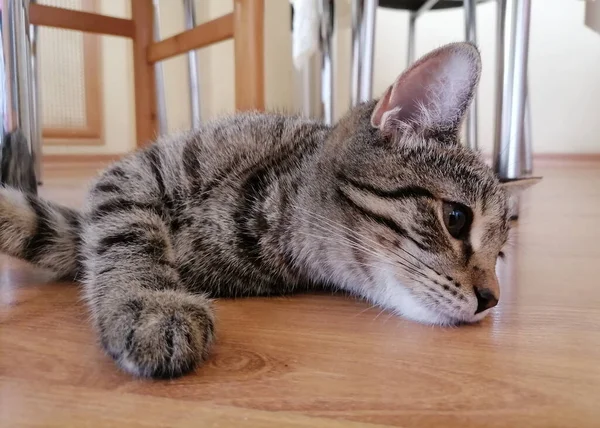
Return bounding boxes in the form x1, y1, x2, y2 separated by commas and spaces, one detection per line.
348, 0, 533, 180
352, 0, 490, 152
378, 1, 490, 64
0, 0, 265, 193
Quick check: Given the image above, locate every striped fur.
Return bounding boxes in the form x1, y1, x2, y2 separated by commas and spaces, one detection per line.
0, 43, 538, 378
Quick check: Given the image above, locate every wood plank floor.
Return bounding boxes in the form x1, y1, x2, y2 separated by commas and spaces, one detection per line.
1, 160, 599, 427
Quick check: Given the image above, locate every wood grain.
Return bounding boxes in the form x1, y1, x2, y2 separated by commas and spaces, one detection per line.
147, 13, 234, 64
131, 0, 158, 147
43, 0, 104, 145
1, 160, 599, 427
234, 0, 265, 111
30, 3, 135, 38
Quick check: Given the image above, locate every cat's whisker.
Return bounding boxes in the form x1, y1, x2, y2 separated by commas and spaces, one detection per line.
417, 292, 457, 320
295, 228, 394, 265
373, 308, 387, 323
419, 283, 467, 315
408, 267, 468, 298
296, 205, 429, 267
352, 303, 379, 318
297, 209, 430, 276
296, 205, 441, 277
296, 206, 402, 252
297, 230, 431, 282
413, 276, 453, 299
296, 230, 390, 264
383, 312, 395, 325
326, 255, 464, 318
327, 257, 388, 272
300, 233, 427, 281
326, 258, 427, 288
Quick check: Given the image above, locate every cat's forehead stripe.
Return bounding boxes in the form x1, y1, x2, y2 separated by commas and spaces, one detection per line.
336, 171, 436, 201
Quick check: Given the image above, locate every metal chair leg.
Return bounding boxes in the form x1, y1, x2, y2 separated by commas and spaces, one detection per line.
407, 0, 441, 66
319, 0, 334, 125
350, 0, 376, 107
407, 12, 416, 65
183, 0, 201, 128
522, 82, 533, 175
464, 0, 478, 151
0, 0, 38, 193
30, 0, 42, 184
493, 0, 533, 219
493, 0, 532, 180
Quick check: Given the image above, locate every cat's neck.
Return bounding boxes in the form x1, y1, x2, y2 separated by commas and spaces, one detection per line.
282, 166, 372, 292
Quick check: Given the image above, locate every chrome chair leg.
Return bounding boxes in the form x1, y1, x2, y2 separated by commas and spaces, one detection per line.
464, 0, 478, 151
183, 0, 201, 128
350, 0, 377, 107
493, 0, 533, 219
319, 0, 334, 125
407, 0, 441, 66
522, 82, 533, 175
407, 12, 416, 65
0, 0, 38, 193
30, 0, 42, 184
493, 0, 532, 180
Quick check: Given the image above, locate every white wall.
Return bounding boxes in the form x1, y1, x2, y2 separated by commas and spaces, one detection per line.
44, 0, 600, 155
338, 0, 600, 154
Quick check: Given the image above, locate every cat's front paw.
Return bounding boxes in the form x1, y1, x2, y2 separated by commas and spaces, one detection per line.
98, 290, 215, 378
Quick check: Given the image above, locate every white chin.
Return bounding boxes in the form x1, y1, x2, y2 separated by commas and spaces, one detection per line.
383, 286, 490, 326
397, 294, 457, 326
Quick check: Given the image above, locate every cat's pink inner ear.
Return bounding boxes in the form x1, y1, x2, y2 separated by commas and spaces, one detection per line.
370, 86, 392, 129
371, 42, 481, 135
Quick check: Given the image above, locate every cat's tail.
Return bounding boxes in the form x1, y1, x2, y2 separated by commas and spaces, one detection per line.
0, 187, 82, 279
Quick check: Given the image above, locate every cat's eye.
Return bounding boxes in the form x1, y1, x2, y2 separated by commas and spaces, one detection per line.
442, 202, 472, 239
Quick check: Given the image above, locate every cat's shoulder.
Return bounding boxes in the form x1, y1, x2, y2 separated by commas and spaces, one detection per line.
160, 111, 329, 155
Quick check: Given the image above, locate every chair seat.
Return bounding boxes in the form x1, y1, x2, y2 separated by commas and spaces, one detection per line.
379, 0, 488, 11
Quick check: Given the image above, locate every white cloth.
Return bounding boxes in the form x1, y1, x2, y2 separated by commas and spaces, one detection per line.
289, 0, 320, 70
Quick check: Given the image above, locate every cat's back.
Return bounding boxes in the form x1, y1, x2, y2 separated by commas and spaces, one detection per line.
87, 111, 330, 220
160, 112, 330, 181
154, 112, 330, 295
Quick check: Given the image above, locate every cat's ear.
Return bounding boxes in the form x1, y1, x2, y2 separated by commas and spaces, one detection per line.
500, 177, 542, 196
371, 42, 481, 137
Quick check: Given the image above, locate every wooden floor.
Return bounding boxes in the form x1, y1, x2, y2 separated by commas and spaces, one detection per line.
1, 159, 599, 427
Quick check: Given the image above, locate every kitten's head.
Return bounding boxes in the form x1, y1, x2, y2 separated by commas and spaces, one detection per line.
326, 42, 539, 325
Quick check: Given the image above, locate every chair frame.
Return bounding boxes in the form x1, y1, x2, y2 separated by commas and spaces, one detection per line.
347, 0, 533, 180
29, 0, 265, 147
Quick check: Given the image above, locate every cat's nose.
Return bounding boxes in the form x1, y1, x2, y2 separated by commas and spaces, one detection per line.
474, 286, 499, 314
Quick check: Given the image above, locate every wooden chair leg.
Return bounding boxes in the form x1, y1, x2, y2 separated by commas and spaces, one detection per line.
132, 0, 158, 147
233, 0, 265, 111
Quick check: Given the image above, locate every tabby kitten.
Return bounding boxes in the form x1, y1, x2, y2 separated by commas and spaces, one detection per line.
0, 43, 538, 378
